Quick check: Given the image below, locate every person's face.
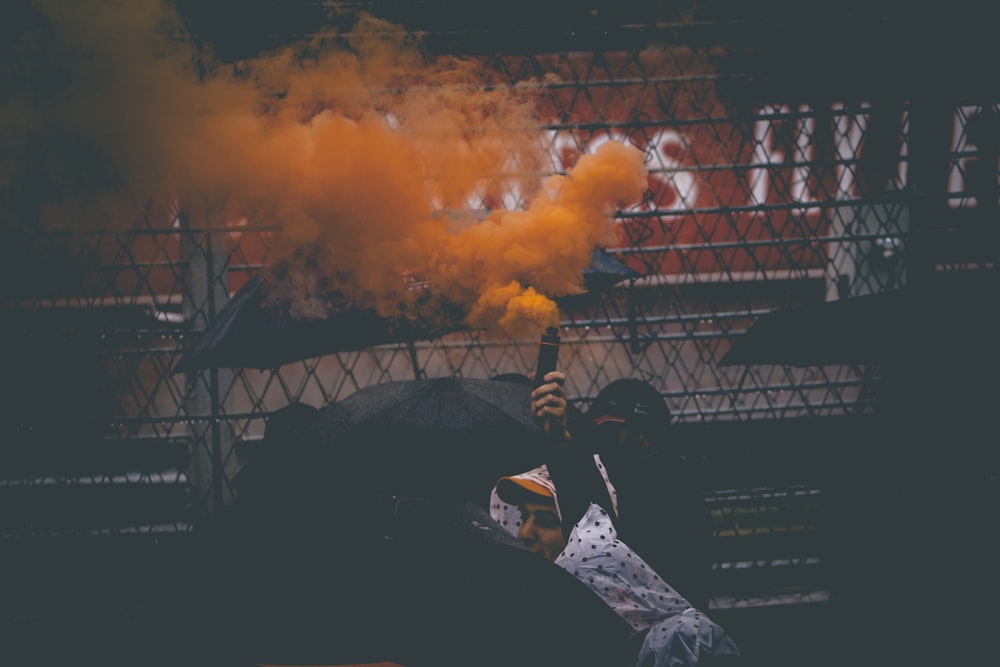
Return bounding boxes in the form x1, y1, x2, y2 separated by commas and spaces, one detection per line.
516, 501, 566, 561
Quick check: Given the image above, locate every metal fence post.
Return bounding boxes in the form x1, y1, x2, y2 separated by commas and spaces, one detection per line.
181, 216, 236, 515
904, 95, 955, 288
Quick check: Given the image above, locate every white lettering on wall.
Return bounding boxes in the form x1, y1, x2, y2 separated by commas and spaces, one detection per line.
643, 129, 699, 211
945, 104, 1000, 209
948, 105, 974, 208
897, 109, 909, 189
792, 104, 818, 206
750, 105, 789, 206
832, 102, 871, 200
584, 131, 628, 153
544, 129, 584, 174
464, 100, 918, 217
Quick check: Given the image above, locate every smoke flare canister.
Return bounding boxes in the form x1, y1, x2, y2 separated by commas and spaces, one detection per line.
533, 327, 561, 388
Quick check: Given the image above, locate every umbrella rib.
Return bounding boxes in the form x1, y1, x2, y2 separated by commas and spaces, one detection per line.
463, 391, 527, 429
396, 393, 435, 428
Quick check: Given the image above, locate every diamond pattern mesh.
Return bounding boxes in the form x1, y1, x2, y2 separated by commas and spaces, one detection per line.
2, 6, 994, 539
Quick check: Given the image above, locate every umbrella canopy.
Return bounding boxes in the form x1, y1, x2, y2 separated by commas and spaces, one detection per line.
195, 493, 633, 667
187, 378, 633, 667
322, 375, 539, 435
319, 376, 548, 503
174, 247, 637, 372
717, 277, 998, 368
718, 289, 911, 367
173, 274, 467, 373
580, 245, 641, 292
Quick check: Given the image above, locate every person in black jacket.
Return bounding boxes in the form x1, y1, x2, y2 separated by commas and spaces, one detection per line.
488, 372, 739, 667
574, 378, 714, 610
523, 370, 621, 538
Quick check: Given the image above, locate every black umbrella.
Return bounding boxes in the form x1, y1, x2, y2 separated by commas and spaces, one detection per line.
322, 375, 539, 434
193, 493, 633, 667
174, 247, 637, 373
718, 289, 911, 367
173, 273, 468, 373
185, 378, 633, 667
319, 376, 548, 503
717, 277, 998, 368
580, 245, 641, 292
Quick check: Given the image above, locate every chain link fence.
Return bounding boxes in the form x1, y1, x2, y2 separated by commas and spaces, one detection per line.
3, 1, 998, 663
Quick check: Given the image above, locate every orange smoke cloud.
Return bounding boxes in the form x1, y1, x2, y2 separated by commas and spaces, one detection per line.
431, 141, 649, 336
5, 0, 648, 338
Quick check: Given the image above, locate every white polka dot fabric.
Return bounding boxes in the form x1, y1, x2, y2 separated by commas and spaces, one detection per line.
489, 469, 740, 666
557, 504, 740, 666
489, 457, 619, 532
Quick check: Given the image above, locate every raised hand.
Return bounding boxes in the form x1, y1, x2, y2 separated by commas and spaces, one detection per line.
530, 370, 571, 447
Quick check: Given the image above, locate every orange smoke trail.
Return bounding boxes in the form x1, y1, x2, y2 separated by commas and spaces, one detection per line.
430, 141, 649, 336
6, 0, 647, 338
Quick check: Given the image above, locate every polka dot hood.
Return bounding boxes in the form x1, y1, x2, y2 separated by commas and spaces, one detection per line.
489, 457, 619, 530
